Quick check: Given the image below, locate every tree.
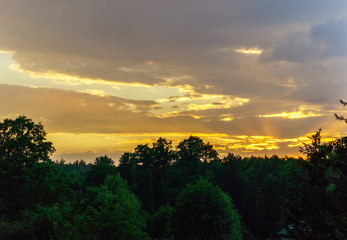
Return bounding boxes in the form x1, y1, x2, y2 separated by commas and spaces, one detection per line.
176, 136, 218, 167
0, 174, 150, 240
147, 204, 174, 240
173, 136, 218, 192
335, 99, 347, 123
151, 137, 175, 168
74, 174, 150, 240
289, 130, 347, 239
0, 116, 55, 216
85, 155, 117, 186
118, 138, 176, 213
173, 178, 243, 240
0, 116, 55, 164
118, 151, 137, 182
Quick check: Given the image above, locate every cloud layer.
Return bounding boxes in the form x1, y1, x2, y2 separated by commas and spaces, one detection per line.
0, 1, 347, 160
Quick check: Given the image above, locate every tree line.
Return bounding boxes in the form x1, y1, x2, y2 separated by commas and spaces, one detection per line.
0, 115, 346, 239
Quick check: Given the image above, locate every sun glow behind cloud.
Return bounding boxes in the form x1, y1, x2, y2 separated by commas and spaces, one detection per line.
152, 89, 250, 118
220, 114, 234, 122
1, 50, 340, 161
258, 111, 322, 119
10, 63, 153, 88
235, 47, 263, 54
0, 52, 188, 103
47, 131, 329, 161
1, 0, 347, 163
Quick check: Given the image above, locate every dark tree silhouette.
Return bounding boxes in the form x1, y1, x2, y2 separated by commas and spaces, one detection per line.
334, 99, 347, 123
0, 116, 55, 215
288, 130, 347, 239
86, 155, 117, 186
176, 136, 218, 166
2, 116, 332, 239
0, 116, 55, 164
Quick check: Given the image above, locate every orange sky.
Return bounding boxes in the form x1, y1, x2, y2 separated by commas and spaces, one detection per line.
0, 1, 347, 162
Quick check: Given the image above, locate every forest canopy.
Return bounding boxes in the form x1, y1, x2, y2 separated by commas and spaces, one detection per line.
0, 115, 346, 240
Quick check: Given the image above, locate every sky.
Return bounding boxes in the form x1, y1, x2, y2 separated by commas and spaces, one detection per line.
1, 0, 347, 162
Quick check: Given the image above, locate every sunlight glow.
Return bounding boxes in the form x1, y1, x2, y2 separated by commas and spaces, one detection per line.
48, 131, 325, 158
220, 117, 233, 122
258, 111, 322, 119
235, 47, 263, 54
219, 114, 234, 122
153, 90, 250, 118
10, 63, 154, 88
82, 89, 106, 97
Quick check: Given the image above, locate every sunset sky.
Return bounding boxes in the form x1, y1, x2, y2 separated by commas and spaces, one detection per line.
1, 1, 347, 162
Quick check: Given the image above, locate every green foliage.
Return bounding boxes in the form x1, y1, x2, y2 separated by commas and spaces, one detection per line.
151, 137, 175, 168
173, 178, 243, 240
147, 204, 174, 240
0, 174, 150, 240
171, 136, 217, 198
0, 115, 55, 164
118, 136, 305, 239
70, 174, 150, 240
55, 160, 90, 195
85, 155, 117, 186
0, 116, 56, 216
3, 115, 345, 239
289, 131, 347, 239
212, 154, 305, 239
118, 138, 176, 213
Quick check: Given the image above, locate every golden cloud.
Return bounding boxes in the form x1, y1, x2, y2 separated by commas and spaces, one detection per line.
235, 47, 263, 54
48, 131, 330, 157
153, 88, 250, 118
258, 111, 322, 119
219, 114, 234, 122
10, 63, 156, 88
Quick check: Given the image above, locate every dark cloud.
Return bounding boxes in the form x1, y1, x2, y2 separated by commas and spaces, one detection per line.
261, 17, 347, 63
311, 18, 347, 58
260, 32, 321, 62
0, 1, 346, 93
272, 59, 347, 103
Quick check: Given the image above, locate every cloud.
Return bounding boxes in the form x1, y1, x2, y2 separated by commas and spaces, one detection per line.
0, 1, 346, 94
258, 111, 322, 119
48, 131, 320, 162
260, 32, 322, 62
0, 84, 157, 132
0, 84, 220, 134
0, 84, 345, 161
1, 1, 347, 159
311, 18, 347, 58
235, 47, 263, 54
261, 18, 347, 63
